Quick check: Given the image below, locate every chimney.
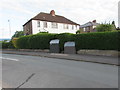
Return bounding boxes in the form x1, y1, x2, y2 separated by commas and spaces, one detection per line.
93, 20, 96, 23
50, 10, 55, 16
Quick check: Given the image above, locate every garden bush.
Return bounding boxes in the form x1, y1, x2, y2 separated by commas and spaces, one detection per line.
2, 40, 15, 49
12, 38, 19, 48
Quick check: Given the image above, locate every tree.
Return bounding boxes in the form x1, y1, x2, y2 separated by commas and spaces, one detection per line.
12, 31, 24, 38
96, 24, 115, 32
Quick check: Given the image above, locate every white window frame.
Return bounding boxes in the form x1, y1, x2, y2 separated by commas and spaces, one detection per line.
51, 22, 58, 29
83, 28, 86, 32
43, 21, 47, 28
64, 24, 69, 29
37, 21, 40, 27
72, 25, 74, 30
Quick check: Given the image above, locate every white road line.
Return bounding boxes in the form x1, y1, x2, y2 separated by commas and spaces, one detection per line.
0, 57, 19, 61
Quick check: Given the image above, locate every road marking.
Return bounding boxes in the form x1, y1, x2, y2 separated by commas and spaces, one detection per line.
0, 57, 19, 61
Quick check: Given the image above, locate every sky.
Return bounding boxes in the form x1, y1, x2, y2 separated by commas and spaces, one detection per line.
0, 0, 119, 39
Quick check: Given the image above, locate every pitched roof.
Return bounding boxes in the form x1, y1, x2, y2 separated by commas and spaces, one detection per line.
23, 12, 79, 26
80, 21, 99, 28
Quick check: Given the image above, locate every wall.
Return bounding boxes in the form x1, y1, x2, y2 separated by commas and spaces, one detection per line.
32, 20, 79, 34
23, 21, 32, 35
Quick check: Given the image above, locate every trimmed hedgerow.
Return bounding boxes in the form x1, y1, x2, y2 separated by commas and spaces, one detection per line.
17, 33, 55, 49
28, 33, 55, 49
75, 31, 119, 51
16, 35, 31, 49
54, 33, 75, 51
2, 40, 15, 49
16, 31, 120, 51
12, 38, 19, 48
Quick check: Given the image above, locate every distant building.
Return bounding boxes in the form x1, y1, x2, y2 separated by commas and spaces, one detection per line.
23, 10, 80, 35
118, 1, 120, 28
79, 20, 100, 33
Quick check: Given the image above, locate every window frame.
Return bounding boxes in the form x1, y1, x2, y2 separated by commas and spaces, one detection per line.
64, 24, 69, 29
37, 21, 40, 27
51, 22, 58, 29
43, 21, 47, 28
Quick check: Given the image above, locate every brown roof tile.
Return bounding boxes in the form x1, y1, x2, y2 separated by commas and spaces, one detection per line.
23, 12, 79, 26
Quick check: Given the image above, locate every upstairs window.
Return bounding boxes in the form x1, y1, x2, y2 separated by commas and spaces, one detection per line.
64, 24, 68, 29
43, 21, 47, 28
51, 22, 58, 28
37, 21, 40, 27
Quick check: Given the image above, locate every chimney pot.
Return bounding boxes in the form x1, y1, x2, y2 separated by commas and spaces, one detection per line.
50, 10, 55, 16
93, 20, 96, 23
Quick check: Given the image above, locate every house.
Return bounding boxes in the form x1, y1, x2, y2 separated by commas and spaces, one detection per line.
79, 20, 100, 33
23, 10, 80, 35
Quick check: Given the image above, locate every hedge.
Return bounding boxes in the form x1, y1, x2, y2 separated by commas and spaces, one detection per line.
16, 33, 55, 49
12, 38, 19, 48
2, 41, 15, 49
75, 31, 119, 51
16, 35, 31, 49
16, 31, 120, 51
54, 33, 75, 51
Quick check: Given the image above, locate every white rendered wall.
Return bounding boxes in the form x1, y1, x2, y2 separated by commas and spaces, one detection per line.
32, 20, 79, 34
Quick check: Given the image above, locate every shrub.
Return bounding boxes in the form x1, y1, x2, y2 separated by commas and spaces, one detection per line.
12, 38, 19, 48
2, 40, 15, 49
96, 24, 114, 32
2, 41, 9, 49
76, 30, 81, 34
12, 31, 24, 38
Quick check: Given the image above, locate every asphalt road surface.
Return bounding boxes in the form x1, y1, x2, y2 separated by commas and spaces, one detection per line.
2, 54, 118, 88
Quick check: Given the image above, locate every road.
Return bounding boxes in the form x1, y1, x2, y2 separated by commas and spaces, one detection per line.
2, 54, 118, 88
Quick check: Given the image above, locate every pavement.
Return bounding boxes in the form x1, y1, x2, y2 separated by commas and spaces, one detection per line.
2, 49, 119, 66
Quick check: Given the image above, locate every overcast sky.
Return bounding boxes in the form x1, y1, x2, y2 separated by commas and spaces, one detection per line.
0, 0, 119, 39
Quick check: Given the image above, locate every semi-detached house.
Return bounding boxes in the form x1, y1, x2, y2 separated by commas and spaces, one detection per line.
23, 10, 80, 35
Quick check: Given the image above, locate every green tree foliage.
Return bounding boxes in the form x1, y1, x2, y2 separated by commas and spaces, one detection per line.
12, 31, 24, 38
96, 24, 115, 32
